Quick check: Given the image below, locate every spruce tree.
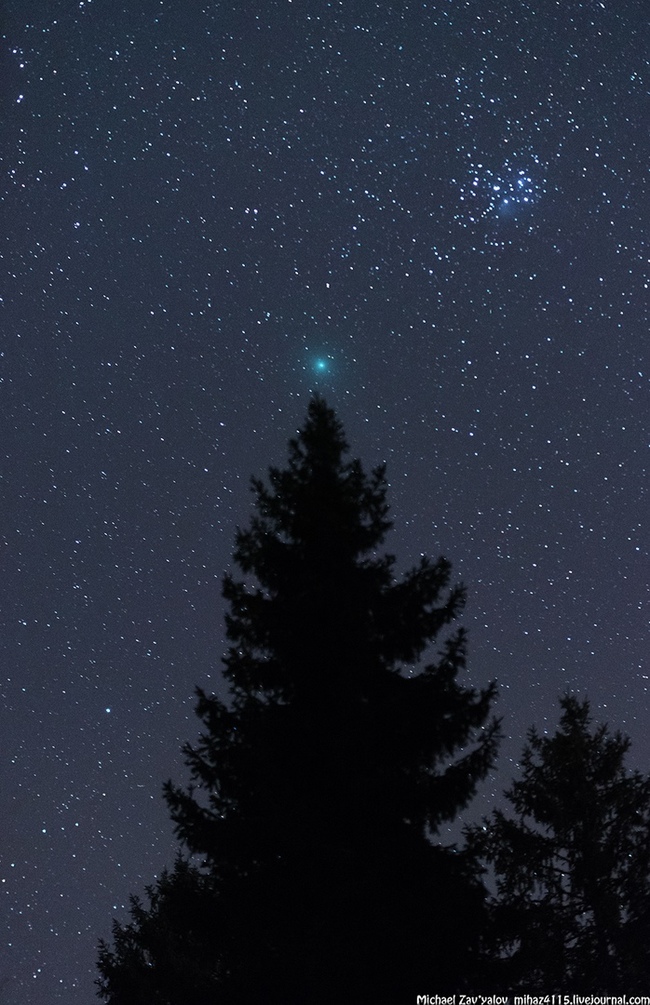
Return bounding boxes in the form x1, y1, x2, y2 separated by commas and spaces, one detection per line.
467, 695, 650, 992
97, 397, 499, 1003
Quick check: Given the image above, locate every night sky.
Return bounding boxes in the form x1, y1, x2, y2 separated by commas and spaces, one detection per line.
1, 1, 648, 1000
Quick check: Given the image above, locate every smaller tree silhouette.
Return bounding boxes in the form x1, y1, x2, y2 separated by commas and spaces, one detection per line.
96, 858, 222, 1004
467, 695, 650, 992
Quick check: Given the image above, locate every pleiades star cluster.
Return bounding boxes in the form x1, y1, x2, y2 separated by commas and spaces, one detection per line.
1, 1, 647, 1000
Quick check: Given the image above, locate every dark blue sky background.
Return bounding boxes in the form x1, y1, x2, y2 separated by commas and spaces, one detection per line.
1, 1, 648, 1000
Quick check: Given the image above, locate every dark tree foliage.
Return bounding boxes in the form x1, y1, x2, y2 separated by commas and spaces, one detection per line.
97, 858, 224, 1005
96, 397, 500, 1003
467, 695, 650, 993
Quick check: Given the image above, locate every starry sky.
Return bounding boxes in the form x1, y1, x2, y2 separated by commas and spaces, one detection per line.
1, 1, 648, 1000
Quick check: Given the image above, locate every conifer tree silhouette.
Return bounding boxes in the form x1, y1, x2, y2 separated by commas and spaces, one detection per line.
97, 397, 499, 1004
468, 695, 650, 992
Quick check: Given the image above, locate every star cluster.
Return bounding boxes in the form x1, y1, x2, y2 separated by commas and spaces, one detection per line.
1, 1, 647, 1001
457, 154, 545, 222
